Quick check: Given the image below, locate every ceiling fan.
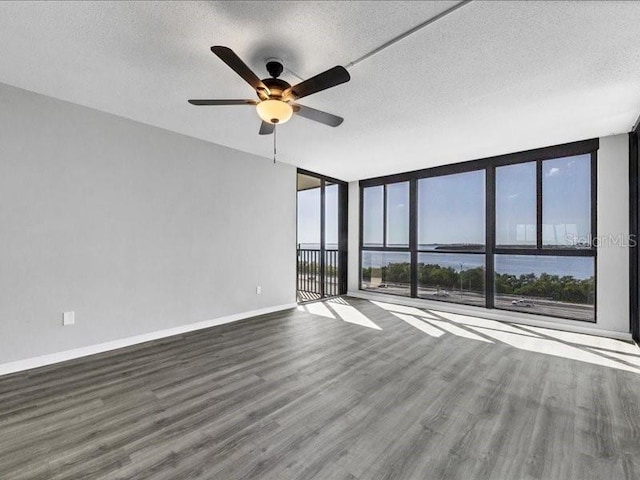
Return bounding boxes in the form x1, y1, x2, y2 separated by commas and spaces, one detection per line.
188, 46, 351, 135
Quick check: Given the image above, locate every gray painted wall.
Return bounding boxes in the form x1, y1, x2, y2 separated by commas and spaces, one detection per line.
347, 134, 631, 335
0, 83, 296, 364
596, 134, 629, 333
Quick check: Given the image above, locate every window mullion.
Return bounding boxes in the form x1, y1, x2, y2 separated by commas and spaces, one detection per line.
486, 166, 496, 309
383, 184, 387, 248
409, 179, 417, 298
536, 159, 543, 249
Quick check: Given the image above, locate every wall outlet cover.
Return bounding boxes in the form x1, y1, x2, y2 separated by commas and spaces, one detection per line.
63, 311, 75, 326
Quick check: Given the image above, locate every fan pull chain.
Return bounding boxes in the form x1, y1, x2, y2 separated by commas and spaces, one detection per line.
273, 124, 277, 164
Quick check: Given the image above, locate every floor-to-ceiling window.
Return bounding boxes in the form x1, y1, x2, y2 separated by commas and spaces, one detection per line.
297, 170, 347, 302
360, 139, 598, 322
417, 170, 486, 306
361, 182, 411, 296
630, 123, 640, 343
494, 153, 596, 320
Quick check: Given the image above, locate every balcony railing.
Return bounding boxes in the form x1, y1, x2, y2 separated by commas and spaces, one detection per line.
297, 249, 340, 300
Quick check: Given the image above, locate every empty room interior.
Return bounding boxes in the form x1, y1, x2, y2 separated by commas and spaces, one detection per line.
2, 1, 640, 479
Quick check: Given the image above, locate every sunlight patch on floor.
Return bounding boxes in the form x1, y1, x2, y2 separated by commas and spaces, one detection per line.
425, 318, 493, 343
515, 324, 639, 354
389, 312, 445, 337
469, 326, 640, 374
298, 302, 336, 319
328, 302, 382, 330
327, 297, 349, 305
319, 298, 640, 373
370, 300, 437, 319
434, 311, 542, 337
586, 348, 640, 367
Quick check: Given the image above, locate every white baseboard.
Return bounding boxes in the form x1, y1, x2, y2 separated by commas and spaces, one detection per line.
0, 302, 298, 377
347, 290, 633, 341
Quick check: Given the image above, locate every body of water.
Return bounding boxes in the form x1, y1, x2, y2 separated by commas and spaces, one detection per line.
298, 244, 594, 279
361, 251, 594, 280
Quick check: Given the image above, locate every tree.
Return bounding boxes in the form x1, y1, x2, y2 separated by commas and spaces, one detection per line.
460, 267, 485, 292
386, 262, 411, 284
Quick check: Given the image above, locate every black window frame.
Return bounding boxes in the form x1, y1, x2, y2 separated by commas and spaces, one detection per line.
360, 181, 412, 296
361, 182, 411, 250
359, 138, 598, 323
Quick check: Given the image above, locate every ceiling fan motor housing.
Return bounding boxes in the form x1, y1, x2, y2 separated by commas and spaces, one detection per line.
260, 60, 292, 123
261, 77, 291, 100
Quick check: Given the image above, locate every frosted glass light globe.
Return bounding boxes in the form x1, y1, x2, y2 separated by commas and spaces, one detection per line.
256, 100, 293, 124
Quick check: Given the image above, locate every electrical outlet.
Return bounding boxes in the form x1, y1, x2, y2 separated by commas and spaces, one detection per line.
63, 311, 75, 326
256, 285, 262, 295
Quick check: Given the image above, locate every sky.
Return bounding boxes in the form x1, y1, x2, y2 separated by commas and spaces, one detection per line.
496, 161, 536, 245
496, 154, 591, 246
418, 170, 485, 245
297, 183, 338, 247
297, 153, 591, 252
541, 154, 591, 245
360, 153, 591, 248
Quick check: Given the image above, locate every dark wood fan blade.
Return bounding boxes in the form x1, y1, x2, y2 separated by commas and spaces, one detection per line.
211, 46, 269, 95
259, 121, 275, 135
188, 99, 258, 106
292, 104, 344, 127
284, 66, 350, 100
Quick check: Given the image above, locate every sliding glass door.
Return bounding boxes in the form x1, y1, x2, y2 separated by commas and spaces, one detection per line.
297, 170, 347, 302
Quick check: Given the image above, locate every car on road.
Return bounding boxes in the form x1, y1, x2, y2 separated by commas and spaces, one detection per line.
511, 298, 534, 307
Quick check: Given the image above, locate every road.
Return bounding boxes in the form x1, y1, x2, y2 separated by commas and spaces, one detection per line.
362, 283, 594, 321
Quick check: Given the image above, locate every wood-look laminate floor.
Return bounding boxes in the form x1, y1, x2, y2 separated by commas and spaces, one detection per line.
1, 296, 640, 480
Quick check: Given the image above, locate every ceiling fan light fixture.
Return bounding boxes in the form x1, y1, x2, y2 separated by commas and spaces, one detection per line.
256, 99, 293, 125
189, 46, 350, 134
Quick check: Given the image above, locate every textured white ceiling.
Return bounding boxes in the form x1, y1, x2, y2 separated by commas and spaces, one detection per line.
1, 1, 639, 181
